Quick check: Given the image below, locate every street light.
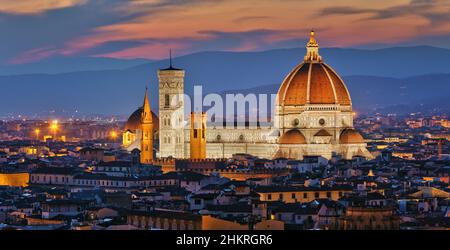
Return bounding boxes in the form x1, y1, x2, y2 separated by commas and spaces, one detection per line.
34, 128, 40, 141
50, 120, 58, 140
110, 131, 118, 142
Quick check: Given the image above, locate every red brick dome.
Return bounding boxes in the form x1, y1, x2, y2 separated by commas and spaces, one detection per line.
340, 129, 365, 144
277, 31, 351, 107
279, 130, 307, 144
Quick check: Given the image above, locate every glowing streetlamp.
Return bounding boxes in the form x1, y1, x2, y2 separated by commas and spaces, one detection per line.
34, 128, 40, 141
50, 120, 58, 140
110, 131, 118, 142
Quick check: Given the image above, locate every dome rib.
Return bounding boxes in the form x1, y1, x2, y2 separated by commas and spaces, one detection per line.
277, 62, 306, 106
309, 63, 335, 104
323, 63, 352, 105
320, 63, 338, 104
306, 61, 313, 103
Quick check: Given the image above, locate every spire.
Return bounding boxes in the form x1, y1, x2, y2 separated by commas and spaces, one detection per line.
308, 30, 318, 47
142, 87, 152, 123
140, 86, 153, 164
161, 49, 182, 71
304, 30, 322, 62
169, 48, 172, 68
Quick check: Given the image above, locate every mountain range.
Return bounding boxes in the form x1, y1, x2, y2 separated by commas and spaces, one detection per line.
0, 56, 151, 75
0, 46, 449, 117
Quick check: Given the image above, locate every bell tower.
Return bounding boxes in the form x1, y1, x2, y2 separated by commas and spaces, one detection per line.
190, 112, 206, 159
140, 87, 153, 164
158, 51, 186, 158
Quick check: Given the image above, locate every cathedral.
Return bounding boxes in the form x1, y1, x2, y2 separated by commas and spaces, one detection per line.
122, 31, 373, 161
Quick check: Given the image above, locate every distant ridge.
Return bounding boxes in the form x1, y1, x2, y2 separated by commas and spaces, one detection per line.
0, 56, 152, 75
0, 46, 450, 116
219, 74, 450, 114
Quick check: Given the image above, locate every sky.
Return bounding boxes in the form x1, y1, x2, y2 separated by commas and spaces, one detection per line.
1, 0, 450, 65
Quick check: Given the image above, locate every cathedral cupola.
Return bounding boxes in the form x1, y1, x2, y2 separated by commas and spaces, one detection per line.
277, 30, 351, 106
304, 30, 322, 62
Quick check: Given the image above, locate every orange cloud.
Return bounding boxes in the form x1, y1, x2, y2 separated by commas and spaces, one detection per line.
0, 0, 87, 14
8, 46, 62, 64
8, 0, 450, 62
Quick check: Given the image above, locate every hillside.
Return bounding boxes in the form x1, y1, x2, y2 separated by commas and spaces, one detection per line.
1, 46, 450, 116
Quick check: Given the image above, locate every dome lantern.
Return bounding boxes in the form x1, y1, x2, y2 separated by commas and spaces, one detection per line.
304, 30, 322, 62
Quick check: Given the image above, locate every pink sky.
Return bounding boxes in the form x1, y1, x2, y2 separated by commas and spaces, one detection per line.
3, 0, 450, 63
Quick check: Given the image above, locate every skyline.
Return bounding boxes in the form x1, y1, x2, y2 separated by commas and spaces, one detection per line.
0, 0, 449, 235
1, 0, 450, 65
1, 45, 450, 117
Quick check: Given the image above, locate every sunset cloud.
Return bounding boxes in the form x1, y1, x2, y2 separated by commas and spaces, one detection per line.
0, 0, 87, 14
2, 0, 450, 64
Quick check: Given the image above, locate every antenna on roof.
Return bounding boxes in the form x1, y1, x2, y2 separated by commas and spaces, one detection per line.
169, 48, 173, 68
